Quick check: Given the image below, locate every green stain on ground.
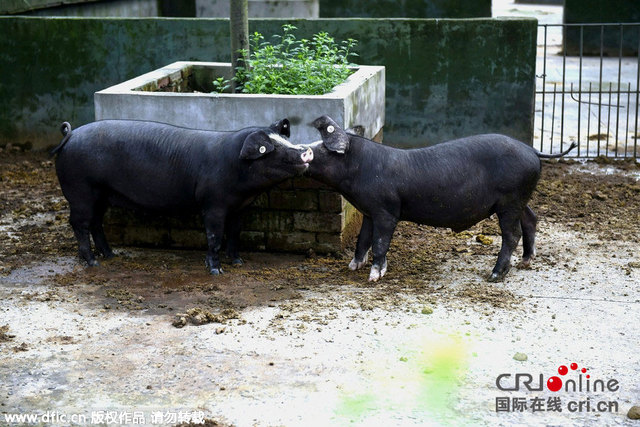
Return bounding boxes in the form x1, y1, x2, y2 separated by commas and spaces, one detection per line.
334, 392, 378, 421
334, 335, 469, 424
415, 337, 469, 415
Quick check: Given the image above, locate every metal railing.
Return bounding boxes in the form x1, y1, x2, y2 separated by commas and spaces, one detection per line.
535, 23, 640, 158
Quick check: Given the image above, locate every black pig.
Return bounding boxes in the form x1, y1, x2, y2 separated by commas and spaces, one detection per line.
306, 115, 576, 282
51, 119, 313, 274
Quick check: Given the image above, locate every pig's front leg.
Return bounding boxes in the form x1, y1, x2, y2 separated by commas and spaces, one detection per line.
368, 213, 398, 282
203, 209, 226, 275
349, 215, 373, 270
225, 213, 244, 267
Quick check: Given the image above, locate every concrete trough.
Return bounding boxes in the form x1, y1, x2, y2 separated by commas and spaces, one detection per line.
95, 61, 385, 145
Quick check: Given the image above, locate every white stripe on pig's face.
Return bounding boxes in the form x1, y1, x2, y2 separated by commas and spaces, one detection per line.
268, 133, 306, 151
259, 133, 314, 175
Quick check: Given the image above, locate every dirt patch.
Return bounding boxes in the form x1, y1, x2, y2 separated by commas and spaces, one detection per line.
0, 151, 76, 270
455, 282, 520, 309
0, 324, 15, 342
172, 307, 240, 328
1, 152, 638, 318
532, 158, 640, 242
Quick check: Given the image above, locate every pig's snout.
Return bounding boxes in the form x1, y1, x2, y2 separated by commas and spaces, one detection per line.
301, 147, 314, 164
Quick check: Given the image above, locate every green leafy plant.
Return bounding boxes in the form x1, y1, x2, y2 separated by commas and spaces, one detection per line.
212, 76, 231, 93
213, 25, 358, 95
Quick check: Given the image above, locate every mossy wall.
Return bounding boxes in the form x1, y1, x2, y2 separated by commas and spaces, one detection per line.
2, 0, 160, 17
3, 0, 489, 18
0, 17, 536, 149
319, 0, 491, 18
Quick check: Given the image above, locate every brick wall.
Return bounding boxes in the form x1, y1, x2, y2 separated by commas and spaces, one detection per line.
104, 179, 362, 254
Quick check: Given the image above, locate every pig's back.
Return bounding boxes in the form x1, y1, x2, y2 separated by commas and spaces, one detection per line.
396, 134, 541, 227
54, 120, 229, 212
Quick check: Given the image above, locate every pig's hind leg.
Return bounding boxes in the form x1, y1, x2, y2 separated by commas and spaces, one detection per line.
203, 209, 226, 275
67, 192, 99, 267
488, 209, 523, 282
89, 198, 114, 259
517, 205, 537, 269
349, 215, 373, 270
225, 214, 244, 267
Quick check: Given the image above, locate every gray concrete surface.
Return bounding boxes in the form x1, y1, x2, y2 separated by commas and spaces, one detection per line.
1, 216, 639, 425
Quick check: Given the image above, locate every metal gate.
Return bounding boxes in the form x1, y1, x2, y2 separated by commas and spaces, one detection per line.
535, 23, 640, 158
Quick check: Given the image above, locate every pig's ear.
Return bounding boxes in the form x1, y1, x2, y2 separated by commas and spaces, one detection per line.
270, 118, 290, 138
240, 131, 275, 160
312, 115, 350, 154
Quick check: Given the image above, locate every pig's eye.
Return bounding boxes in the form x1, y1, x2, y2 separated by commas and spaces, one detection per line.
327, 125, 334, 134
259, 146, 267, 154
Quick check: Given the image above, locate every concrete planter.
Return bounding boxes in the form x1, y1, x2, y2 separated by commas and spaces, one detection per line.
94, 61, 385, 254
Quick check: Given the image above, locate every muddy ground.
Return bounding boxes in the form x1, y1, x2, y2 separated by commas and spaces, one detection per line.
1, 149, 639, 426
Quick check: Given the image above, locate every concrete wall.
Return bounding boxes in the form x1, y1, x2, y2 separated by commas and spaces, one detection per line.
515, 0, 561, 4
2, 0, 160, 17
2, 0, 487, 18
196, 0, 319, 18
0, 17, 537, 150
2, 0, 101, 14
564, 0, 640, 56
319, 0, 491, 18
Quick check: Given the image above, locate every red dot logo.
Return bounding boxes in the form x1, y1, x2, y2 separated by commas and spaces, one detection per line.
558, 365, 568, 375
570, 363, 578, 370
581, 368, 587, 373
547, 376, 563, 392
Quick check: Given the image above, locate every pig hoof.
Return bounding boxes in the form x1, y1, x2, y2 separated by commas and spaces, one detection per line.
368, 267, 381, 282
231, 258, 244, 267
380, 260, 387, 277
487, 271, 505, 282
349, 258, 365, 270
209, 268, 224, 275
516, 259, 532, 270
87, 259, 99, 267
349, 252, 368, 270
368, 261, 387, 282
